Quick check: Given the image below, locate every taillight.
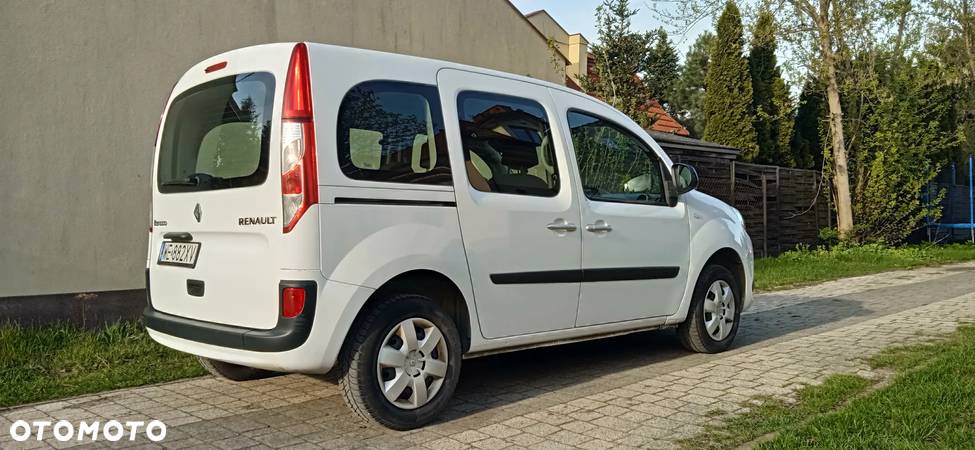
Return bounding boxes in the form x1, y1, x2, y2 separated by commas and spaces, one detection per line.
281, 287, 306, 318
281, 42, 318, 233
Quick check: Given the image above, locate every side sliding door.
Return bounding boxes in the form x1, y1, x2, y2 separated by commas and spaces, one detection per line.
438, 69, 583, 339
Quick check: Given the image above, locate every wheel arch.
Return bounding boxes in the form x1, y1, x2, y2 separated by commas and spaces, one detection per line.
703, 247, 746, 297
668, 214, 753, 325
350, 269, 473, 354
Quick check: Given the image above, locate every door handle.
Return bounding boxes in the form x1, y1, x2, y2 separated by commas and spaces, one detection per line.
585, 220, 613, 233
546, 219, 578, 233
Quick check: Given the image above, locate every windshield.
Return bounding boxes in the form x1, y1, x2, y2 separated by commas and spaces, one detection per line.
157, 72, 275, 193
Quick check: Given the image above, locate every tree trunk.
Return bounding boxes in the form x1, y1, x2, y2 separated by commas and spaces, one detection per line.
817, 8, 855, 238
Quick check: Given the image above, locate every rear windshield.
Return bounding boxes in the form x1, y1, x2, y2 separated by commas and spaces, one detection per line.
157, 72, 275, 193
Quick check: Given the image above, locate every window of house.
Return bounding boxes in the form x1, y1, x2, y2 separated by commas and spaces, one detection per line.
337, 81, 451, 185
457, 92, 559, 197
567, 111, 668, 206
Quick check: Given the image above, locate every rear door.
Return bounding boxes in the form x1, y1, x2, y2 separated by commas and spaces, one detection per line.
551, 90, 691, 326
438, 69, 582, 338
149, 45, 302, 330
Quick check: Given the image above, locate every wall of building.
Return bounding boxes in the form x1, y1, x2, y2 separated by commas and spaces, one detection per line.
524, 10, 587, 84
0, 0, 564, 297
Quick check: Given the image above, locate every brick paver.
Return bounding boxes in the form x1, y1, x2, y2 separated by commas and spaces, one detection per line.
2, 262, 974, 449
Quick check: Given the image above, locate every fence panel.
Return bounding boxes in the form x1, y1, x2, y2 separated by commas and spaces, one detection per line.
776, 167, 828, 251
685, 161, 828, 258
662, 146, 831, 257
729, 163, 775, 256
672, 154, 734, 204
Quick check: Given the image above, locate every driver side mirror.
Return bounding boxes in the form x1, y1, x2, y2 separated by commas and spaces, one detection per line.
672, 163, 699, 196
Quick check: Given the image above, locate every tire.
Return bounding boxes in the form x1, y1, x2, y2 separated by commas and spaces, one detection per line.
678, 264, 742, 353
339, 293, 462, 430
197, 357, 276, 381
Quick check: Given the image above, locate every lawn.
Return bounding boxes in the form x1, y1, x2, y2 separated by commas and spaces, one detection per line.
762, 325, 975, 449
753, 243, 975, 291
0, 321, 205, 408
682, 325, 975, 449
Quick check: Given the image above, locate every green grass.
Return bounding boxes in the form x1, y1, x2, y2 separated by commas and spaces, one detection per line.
0, 321, 206, 408
679, 374, 873, 450
754, 243, 975, 291
761, 325, 975, 449
681, 325, 975, 449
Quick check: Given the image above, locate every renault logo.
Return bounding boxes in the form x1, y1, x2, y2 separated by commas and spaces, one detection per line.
193, 203, 202, 223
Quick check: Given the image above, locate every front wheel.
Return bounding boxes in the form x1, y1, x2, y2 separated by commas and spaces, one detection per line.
678, 265, 741, 353
339, 294, 462, 430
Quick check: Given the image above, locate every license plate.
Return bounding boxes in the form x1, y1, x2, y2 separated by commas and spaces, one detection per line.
158, 241, 201, 268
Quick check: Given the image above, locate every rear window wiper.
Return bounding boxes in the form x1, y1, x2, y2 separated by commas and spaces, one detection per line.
161, 173, 226, 187
161, 179, 198, 187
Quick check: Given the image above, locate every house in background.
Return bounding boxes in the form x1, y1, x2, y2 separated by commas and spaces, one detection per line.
524, 10, 590, 88
644, 100, 690, 135
525, 9, 690, 137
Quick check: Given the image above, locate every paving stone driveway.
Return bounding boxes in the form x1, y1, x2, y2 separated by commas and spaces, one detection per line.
3, 263, 975, 450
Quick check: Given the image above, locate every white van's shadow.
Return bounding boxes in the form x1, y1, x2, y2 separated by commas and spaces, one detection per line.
440, 296, 869, 423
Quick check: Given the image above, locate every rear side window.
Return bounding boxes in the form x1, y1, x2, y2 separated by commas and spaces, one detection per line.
157, 72, 274, 193
457, 92, 559, 197
337, 81, 451, 185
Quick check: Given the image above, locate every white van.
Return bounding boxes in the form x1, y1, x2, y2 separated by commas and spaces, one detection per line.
145, 42, 753, 429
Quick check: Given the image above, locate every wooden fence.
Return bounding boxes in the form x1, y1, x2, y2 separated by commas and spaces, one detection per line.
669, 155, 832, 257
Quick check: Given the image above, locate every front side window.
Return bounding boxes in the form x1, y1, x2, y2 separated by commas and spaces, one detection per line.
157, 72, 274, 193
567, 111, 667, 206
457, 92, 559, 197
337, 81, 451, 185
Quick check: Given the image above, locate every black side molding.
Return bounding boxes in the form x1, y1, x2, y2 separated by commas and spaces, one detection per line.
490, 269, 579, 285
143, 280, 316, 352
584, 267, 680, 282
490, 267, 680, 285
334, 197, 456, 207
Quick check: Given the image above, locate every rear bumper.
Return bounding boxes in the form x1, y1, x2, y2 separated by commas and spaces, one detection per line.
143, 280, 316, 352
145, 274, 376, 374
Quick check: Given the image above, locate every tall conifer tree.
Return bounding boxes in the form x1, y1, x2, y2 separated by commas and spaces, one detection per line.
703, 1, 758, 159
645, 28, 680, 106
791, 79, 826, 169
669, 32, 715, 138
582, 0, 653, 126
749, 9, 795, 166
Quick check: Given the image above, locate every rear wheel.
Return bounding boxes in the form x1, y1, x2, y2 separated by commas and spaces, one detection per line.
197, 357, 275, 381
339, 293, 461, 430
678, 264, 741, 353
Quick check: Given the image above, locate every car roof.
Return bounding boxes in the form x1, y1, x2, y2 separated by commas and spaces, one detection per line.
296, 42, 616, 111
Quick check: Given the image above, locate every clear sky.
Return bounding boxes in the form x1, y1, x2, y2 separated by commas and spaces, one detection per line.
508, 0, 714, 60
